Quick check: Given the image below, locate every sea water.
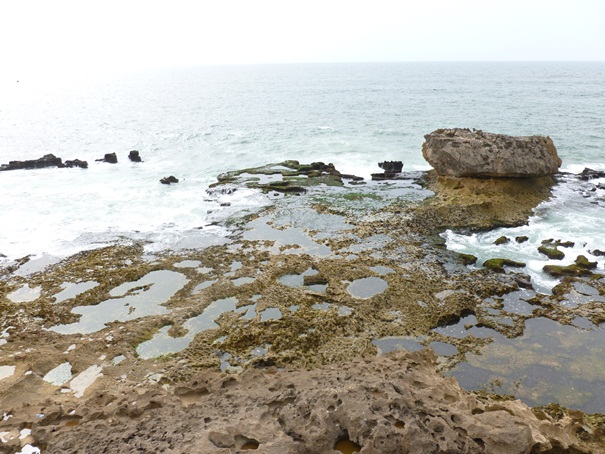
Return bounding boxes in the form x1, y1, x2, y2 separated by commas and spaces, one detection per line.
1, 62, 604, 265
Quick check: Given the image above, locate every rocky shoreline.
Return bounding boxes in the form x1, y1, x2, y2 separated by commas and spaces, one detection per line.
2, 132, 605, 452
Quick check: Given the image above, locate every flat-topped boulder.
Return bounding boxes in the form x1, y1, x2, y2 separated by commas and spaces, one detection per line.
422, 128, 562, 178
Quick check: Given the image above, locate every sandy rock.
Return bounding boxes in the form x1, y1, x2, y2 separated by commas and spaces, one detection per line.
422, 128, 561, 178
6, 350, 598, 453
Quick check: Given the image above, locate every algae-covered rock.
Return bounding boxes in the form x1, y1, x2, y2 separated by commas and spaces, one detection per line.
538, 245, 565, 260
494, 236, 510, 245
515, 236, 529, 243
483, 258, 526, 273
575, 255, 598, 269
543, 263, 594, 278
458, 253, 478, 265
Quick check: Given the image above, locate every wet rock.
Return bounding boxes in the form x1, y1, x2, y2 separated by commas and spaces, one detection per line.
515, 236, 529, 243
575, 255, 598, 270
95, 153, 118, 164
543, 257, 595, 277
160, 176, 179, 184
538, 245, 565, 260
372, 161, 404, 181
457, 253, 478, 265
210, 160, 351, 193
483, 258, 526, 273
542, 239, 575, 248
0, 153, 63, 171
422, 128, 561, 178
378, 161, 403, 172
128, 150, 142, 162
578, 168, 605, 181
63, 159, 88, 169
591, 249, 605, 257
494, 236, 510, 245
416, 170, 555, 233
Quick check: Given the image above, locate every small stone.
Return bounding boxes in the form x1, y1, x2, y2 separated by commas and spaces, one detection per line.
160, 176, 179, 185
515, 236, 529, 243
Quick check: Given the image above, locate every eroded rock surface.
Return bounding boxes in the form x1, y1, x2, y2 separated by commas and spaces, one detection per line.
422, 128, 562, 178
3, 350, 602, 454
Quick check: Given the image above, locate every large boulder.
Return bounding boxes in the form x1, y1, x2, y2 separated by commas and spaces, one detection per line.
422, 128, 561, 178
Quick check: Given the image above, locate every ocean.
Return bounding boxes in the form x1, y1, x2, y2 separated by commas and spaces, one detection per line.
1, 61, 604, 270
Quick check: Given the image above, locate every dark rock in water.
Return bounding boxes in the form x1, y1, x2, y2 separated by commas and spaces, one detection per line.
378, 161, 403, 173
128, 150, 142, 162
63, 159, 88, 169
160, 176, 179, 185
578, 168, 605, 181
483, 258, 526, 273
422, 128, 561, 178
493, 236, 510, 245
515, 236, 529, 244
96, 153, 118, 164
372, 161, 404, 181
590, 249, 605, 257
0, 154, 63, 171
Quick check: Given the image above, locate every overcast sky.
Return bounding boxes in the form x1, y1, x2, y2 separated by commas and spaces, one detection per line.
2, 0, 604, 76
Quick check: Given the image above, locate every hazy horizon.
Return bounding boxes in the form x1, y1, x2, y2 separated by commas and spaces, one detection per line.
2, 0, 604, 79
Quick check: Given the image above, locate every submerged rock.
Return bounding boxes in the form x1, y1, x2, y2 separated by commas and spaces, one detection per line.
422, 128, 561, 178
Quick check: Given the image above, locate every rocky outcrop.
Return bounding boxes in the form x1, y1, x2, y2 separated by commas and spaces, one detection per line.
422, 128, 562, 178
0, 154, 63, 171
378, 161, 403, 172
96, 153, 118, 164
160, 175, 179, 184
372, 161, 405, 181
63, 159, 88, 169
128, 150, 142, 162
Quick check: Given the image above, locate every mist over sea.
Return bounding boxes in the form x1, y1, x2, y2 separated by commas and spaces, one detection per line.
1, 62, 604, 269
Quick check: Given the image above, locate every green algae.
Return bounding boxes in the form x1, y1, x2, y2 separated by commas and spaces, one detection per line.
538, 245, 565, 260
483, 258, 526, 273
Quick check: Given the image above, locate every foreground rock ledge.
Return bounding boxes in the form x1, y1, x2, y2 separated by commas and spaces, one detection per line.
5, 350, 602, 453
422, 128, 562, 178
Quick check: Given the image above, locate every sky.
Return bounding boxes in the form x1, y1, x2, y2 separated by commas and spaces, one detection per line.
1, 0, 604, 76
